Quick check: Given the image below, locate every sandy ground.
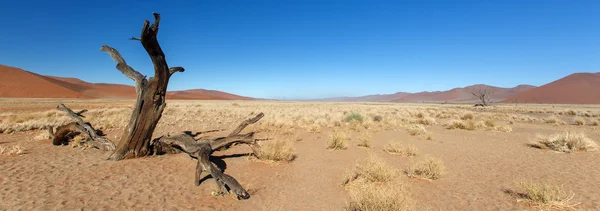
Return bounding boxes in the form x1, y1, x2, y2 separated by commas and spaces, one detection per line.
1, 100, 600, 210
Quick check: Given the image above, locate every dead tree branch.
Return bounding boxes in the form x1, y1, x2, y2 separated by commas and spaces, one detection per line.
52, 104, 115, 150
151, 113, 265, 200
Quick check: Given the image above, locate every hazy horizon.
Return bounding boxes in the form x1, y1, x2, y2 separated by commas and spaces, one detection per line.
1, 0, 598, 99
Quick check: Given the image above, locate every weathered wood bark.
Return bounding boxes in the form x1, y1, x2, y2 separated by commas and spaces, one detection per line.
152, 112, 265, 199
100, 13, 184, 160
51, 104, 115, 150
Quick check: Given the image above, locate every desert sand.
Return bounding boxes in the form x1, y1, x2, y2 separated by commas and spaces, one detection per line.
1, 99, 600, 210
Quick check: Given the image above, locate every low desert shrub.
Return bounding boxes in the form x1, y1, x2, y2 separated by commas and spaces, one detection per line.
346, 182, 414, 211
544, 116, 566, 125
531, 131, 598, 153
383, 141, 418, 156
506, 181, 578, 210
407, 125, 426, 136
573, 117, 585, 126
460, 112, 474, 120
407, 155, 445, 180
255, 139, 296, 162
0, 145, 27, 155
445, 120, 478, 130
357, 132, 372, 148
484, 119, 496, 128
328, 131, 349, 150
415, 116, 437, 125
342, 155, 395, 185
344, 113, 364, 123
494, 125, 513, 132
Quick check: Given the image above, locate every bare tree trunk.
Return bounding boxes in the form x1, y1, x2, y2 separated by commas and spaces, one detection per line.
100, 13, 184, 160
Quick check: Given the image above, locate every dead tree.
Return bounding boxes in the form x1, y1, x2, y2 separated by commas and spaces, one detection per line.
100, 13, 185, 160
467, 86, 496, 107
152, 113, 265, 200
49, 104, 114, 150
47, 13, 269, 199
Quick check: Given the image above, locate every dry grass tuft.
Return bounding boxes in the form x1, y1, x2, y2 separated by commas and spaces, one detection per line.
415, 116, 437, 126
460, 112, 474, 120
407, 125, 426, 136
444, 120, 478, 130
328, 130, 349, 150
357, 132, 372, 148
346, 182, 414, 211
34, 130, 52, 140
406, 155, 445, 180
0, 145, 27, 155
342, 155, 395, 185
383, 141, 418, 156
531, 131, 598, 153
255, 139, 296, 162
484, 119, 496, 128
494, 125, 513, 133
573, 117, 585, 126
505, 181, 579, 210
544, 116, 566, 125
425, 134, 433, 140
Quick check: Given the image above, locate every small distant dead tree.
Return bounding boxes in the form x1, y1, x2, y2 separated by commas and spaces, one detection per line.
47, 13, 268, 200
467, 86, 496, 107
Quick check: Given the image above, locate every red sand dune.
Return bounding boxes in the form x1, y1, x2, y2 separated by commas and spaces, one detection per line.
503, 72, 600, 104
392, 84, 536, 103
0, 65, 254, 100
317, 84, 536, 103
319, 92, 411, 102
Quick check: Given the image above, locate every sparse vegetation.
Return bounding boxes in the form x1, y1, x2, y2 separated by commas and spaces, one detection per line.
415, 116, 437, 125
494, 125, 513, 132
444, 120, 478, 130
383, 141, 418, 156
461, 112, 474, 120
407, 125, 426, 136
505, 181, 578, 210
484, 119, 496, 128
346, 182, 414, 211
544, 115, 566, 125
357, 132, 372, 148
531, 131, 598, 152
573, 117, 585, 126
328, 130, 349, 150
0, 145, 27, 155
406, 155, 445, 180
344, 112, 364, 123
255, 139, 296, 162
342, 155, 395, 185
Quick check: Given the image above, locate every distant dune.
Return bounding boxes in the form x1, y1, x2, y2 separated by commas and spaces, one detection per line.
0, 64, 254, 100
315, 84, 536, 103
319, 92, 411, 102
503, 72, 600, 104
391, 84, 536, 103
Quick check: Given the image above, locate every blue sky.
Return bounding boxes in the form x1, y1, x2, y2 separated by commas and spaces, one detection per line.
1, 0, 599, 99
